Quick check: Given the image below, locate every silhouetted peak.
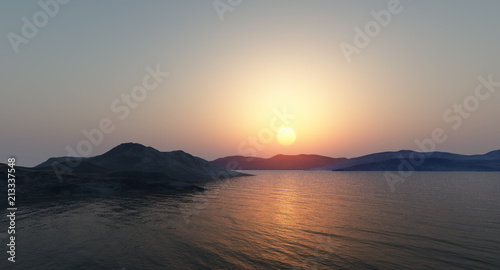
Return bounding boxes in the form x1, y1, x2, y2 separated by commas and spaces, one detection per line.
102, 142, 160, 158
116, 142, 147, 150
485, 149, 500, 158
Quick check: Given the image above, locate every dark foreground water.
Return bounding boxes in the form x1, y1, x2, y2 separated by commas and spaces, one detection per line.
1, 171, 500, 269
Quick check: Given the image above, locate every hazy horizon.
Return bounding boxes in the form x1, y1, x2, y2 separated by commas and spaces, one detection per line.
10, 141, 500, 168
2, 0, 500, 166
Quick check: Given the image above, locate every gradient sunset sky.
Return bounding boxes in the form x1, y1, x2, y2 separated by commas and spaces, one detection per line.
1, 0, 500, 166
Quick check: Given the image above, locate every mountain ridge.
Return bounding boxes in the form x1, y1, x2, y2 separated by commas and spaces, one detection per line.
212, 154, 347, 170
2, 143, 249, 198
310, 149, 500, 171
212, 149, 500, 171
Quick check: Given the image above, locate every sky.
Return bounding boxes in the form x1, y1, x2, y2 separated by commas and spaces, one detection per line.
1, 0, 500, 167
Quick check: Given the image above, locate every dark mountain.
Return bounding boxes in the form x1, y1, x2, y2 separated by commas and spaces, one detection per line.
484, 149, 500, 159
311, 150, 500, 171
2, 143, 248, 198
36, 157, 108, 173
87, 143, 245, 182
212, 154, 346, 170
0, 162, 204, 199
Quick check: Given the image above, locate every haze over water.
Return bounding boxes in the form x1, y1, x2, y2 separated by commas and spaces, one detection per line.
3, 171, 499, 269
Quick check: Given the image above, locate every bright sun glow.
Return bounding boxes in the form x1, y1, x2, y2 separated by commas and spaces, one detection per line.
277, 127, 296, 146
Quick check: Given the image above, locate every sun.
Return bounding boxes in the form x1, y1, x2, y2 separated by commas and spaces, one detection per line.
277, 127, 296, 146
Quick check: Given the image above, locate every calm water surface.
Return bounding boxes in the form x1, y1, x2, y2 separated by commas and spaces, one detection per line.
2, 171, 500, 269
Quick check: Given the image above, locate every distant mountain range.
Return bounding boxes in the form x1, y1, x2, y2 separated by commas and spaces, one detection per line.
2, 145, 499, 199
212, 150, 500, 171
312, 150, 500, 171
212, 154, 347, 170
0, 143, 248, 198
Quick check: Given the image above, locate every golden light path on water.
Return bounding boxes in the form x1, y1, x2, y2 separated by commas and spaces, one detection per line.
11, 171, 500, 269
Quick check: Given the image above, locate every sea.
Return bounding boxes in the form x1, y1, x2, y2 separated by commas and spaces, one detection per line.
1, 171, 499, 269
